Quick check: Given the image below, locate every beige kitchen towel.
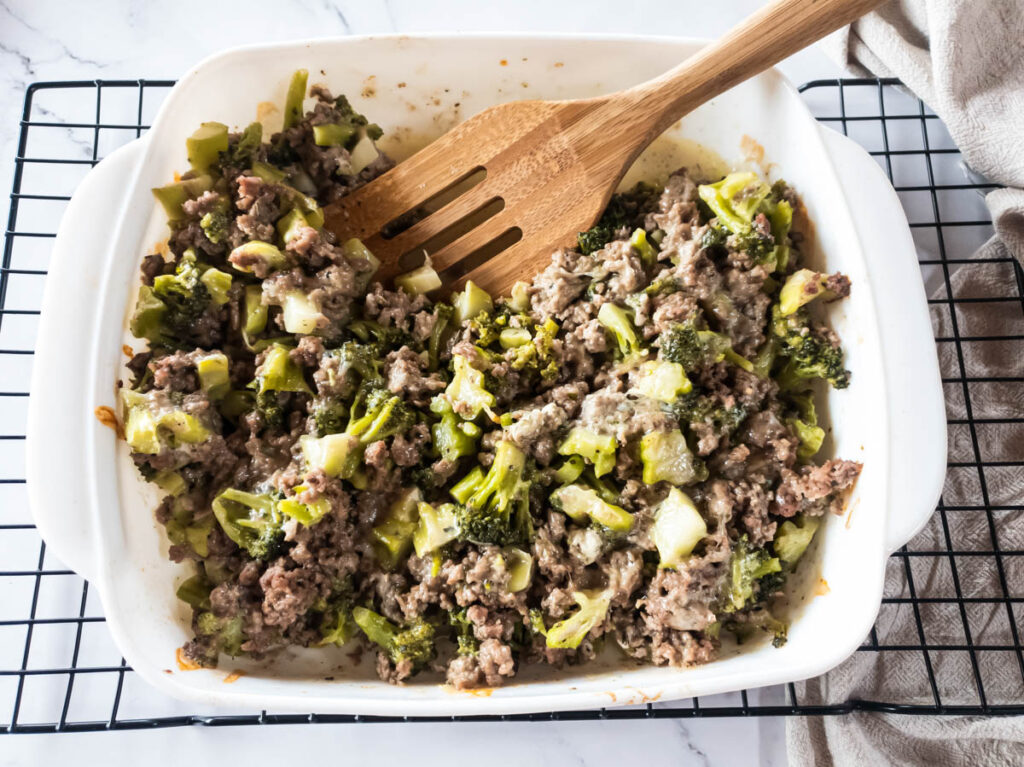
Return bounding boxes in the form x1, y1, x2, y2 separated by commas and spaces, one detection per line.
787, 1, 1024, 765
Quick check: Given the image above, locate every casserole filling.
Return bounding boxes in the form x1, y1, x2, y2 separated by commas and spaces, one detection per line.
121, 71, 861, 688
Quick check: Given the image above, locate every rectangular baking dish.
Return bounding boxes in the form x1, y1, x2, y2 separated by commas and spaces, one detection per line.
26, 34, 945, 716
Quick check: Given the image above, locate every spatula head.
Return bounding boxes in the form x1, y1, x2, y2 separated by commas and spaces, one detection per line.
322, 96, 641, 297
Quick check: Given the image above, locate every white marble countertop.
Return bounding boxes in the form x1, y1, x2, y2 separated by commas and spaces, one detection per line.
0, 1, 848, 764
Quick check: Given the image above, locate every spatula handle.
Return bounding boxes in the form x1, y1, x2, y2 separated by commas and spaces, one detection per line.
627, 0, 883, 139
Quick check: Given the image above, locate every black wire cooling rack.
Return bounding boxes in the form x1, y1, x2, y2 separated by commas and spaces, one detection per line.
1, 78, 1021, 734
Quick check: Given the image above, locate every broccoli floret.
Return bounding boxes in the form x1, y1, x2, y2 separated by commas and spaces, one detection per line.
671, 391, 748, 437
352, 607, 435, 675
431, 403, 482, 462
449, 608, 479, 656
503, 317, 560, 381
597, 302, 643, 358
199, 209, 230, 245
773, 515, 821, 565
658, 321, 752, 373
577, 196, 629, 255
311, 396, 348, 436
451, 440, 532, 546
438, 354, 496, 420
132, 250, 218, 347
300, 387, 415, 480
223, 121, 263, 168
193, 610, 245, 663
254, 390, 286, 431
721, 536, 782, 613
771, 306, 850, 389
316, 579, 356, 647
724, 606, 789, 648
545, 589, 613, 649
211, 488, 286, 561
697, 172, 793, 269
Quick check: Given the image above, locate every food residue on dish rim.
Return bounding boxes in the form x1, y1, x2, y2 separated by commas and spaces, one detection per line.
122, 344, 133, 357
845, 496, 860, 529
223, 670, 245, 684
499, 59, 508, 66
94, 405, 123, 439
176, 647, 201, 671
814, 578, 831, 597
361, 75, 377, 99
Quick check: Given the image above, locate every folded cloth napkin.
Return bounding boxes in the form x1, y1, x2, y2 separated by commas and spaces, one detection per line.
786, 2, 1024, 765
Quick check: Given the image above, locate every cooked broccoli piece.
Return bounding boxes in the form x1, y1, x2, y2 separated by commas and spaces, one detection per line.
326, 341, 386, 395
789, 417, 825, 460
193, 610, 245, 663
431, 403, 482, 462
452, 280, 494, 326
773, 515, 821, 564
371, 488, 421, 570
771, 306, 850, 389
721, 536, 782, 613
277, 487, 331, 527
597, 302, 642, 358
131, 250, 215, 347
428, 302, 454, 371
120, 389, 211, 455
657, 321, 752, 373
186, 122, 229, 175
671, 391, 748, 438
254, 390, 285, 431
394, 261, 442, 295
176, 574, 213, 610
697, 172, 793, 268
195, 352, 230, 400
351, 607, 435, 675
252, 342, 311, 394
451, 440, 532, 546
413, 501, 460, 556
211, 488, 286, 561
317, 588, 357, 648
300, 387, 415, 480
439, 354, 496, 420
779, 269, 834, 316
553, 455, 585, 485
545, 589, 613, 649
283, 69, 308, 130
223, 121, 263, 168
311, 396, 348, 436
651, 488, 708, 569
639, 429, 706, 486
630, 228, 658, 268
152, 175, 213, 223
577, 193, 632, 255
503, 547, 534, 592
632, 359, 692, 403
449, 608, 479, 656
557, 427, 617, 478
550, 484, 633, 533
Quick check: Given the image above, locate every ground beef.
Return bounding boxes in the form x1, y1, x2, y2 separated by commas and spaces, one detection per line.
128, 104, 861, 691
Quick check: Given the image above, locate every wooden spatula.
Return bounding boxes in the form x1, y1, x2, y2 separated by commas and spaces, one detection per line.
323, 0, 882, 297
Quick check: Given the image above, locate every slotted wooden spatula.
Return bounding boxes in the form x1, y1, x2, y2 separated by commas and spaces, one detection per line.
323, 0, 882, 296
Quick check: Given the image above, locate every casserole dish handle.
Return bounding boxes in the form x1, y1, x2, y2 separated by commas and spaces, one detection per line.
819, 126, 947, 554
26, 139, 146, 584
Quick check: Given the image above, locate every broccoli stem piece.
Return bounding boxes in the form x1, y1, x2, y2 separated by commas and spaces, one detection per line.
651, 488, 708, 569
553, 455, 585, 485
413, 502, 460, 557
452, 280, 493, 326
550, 484, 633, 533
639, 429, 705, 486
283, 69, 308, 130
630, 228, 658, 268
545, 589, 613, 649
228, 240, 292, 276
176, 574, 212, 610
371, 488, 421, 570
186, 122, 229, 175
151, 175, 213, 222
199, 267, 232, 305
243, 285, 268, 336
196, 352, 230, 400
277, 487, 331, 526
450, 465, 484, 504
633, 360, 692, 403
557, 427, 617, 478
779, 269, 832, 316
312, 122, 357, 148
351, 607, 435, 674
774, 515, 821, 564
121, 389, 211, 454
279, 291, 324, 335
427, 303, 453, 371
503, 547, 534, 593
394, 261, 442, 296
253, 343, 311, 394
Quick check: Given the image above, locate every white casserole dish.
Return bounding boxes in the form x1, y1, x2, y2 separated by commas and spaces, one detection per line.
26, 34, 945, 716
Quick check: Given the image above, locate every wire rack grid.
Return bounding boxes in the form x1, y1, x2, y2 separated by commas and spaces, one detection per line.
0, 78, 1020, 734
